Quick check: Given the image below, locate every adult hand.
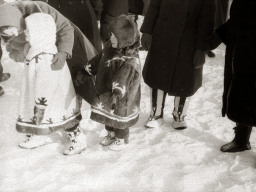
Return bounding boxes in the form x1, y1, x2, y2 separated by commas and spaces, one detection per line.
141, 33, 152, 51
51, 52, 68, 70
193, 49, 205, 69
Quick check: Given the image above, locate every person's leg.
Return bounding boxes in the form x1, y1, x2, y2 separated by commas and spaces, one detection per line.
145, 88, 167, 128
172, 96, 189, 129
63, 124, 87, 155
220, 123, 252, 152
100, 125, 116, 146
109, 128, 129, 151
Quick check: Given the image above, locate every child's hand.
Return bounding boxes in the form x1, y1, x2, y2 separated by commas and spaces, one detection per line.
51, 52, 67, 70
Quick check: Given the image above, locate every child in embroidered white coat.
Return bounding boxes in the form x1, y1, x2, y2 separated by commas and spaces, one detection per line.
76, 15, 141, 151
16, 13, 87, 155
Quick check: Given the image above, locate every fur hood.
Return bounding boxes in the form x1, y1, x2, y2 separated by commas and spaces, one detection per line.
108, 14, 140, 49
25, 13, 57, 61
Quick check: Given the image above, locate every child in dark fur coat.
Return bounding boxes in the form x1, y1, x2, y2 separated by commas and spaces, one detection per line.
76, 14, 141, 151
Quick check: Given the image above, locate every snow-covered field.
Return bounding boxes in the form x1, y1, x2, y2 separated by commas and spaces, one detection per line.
1, 25, 256, 192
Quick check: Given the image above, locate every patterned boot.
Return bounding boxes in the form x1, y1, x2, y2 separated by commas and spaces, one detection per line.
145, 89, 167, 128
172, 97, 189, 130
63, 125, 87, 155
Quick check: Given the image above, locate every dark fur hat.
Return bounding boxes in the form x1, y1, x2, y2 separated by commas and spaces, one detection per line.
108, 14, 140, 49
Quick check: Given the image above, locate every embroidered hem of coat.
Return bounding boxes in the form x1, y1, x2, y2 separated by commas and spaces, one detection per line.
16, 113, 82, 135
91, 107, 139, 129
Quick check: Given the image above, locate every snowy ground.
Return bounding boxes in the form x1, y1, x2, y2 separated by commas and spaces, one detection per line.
1, 35, 256, 192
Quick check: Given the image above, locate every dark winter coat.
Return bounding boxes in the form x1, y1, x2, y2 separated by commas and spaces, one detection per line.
215, 0, 230, 28
216, 0, 256, 126
100, 0, 129, 42
141, 0, 216, 97
128, 0, 150, 16
45, 0, 102, 52
90, 42, 141, 129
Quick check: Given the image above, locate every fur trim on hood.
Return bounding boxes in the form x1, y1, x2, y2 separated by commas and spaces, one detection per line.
108, 14, 140, 49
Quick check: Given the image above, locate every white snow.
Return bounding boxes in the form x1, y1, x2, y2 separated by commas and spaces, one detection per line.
1, 23, 256, 192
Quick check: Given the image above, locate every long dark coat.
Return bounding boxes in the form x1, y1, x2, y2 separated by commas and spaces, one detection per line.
46, 0, 102, 52
141, 0, 216, 97
216, 0, 256, 126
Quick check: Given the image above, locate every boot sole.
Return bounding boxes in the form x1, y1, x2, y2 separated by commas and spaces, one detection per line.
220, 147, 251, 153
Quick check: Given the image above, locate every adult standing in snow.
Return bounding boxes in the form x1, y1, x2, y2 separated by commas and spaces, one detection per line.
100, 0, 129, 44
0, 1, 97, 154
209, 0, 256, 153
140, 0, 216, 129
40, 0, 102, 52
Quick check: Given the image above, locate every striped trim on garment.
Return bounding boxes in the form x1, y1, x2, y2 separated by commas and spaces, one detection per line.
16, 113, 81, 135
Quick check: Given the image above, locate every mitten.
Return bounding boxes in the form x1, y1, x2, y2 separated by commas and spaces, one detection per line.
193, 49, 205, 69
141, 33, 152, 51
51, 52, 68, 70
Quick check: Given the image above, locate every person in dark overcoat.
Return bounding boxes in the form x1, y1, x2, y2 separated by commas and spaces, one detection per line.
210, 0, 256, 153
42, 0, 102, 52
100, 0, 129, 43
140, 0, 216, 129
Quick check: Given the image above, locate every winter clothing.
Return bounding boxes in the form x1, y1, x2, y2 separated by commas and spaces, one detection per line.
215, 0, 229, 28
128, 0, 150, 16
145, 88, 189, 129
45, 0, 102, 52
63, 125, 87, 155
0, 1, 97, 104
172, 97, 189, 130
108, 14, 140, 49
16, 13, 81, 135
145, 89, 166, 128
100, 130, 116, 146
90, 41, 141, 129
215, 0, 256, 126
100, 0, 129, 42
105, 125, 129, 139
220, 124, 252, 152
141, 0, 216, 97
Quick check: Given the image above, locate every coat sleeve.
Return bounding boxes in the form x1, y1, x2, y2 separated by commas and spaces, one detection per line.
14, 1, 74, 57
90, 0, 103, 20
140, 0, 161, 34
195, 0, 216, 51
111, 59, 139, 100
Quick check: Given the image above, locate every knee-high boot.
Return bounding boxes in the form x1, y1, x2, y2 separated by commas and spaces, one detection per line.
145, 88, 167, 128
172, 96, 189, 130
220, 124, 252, 152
